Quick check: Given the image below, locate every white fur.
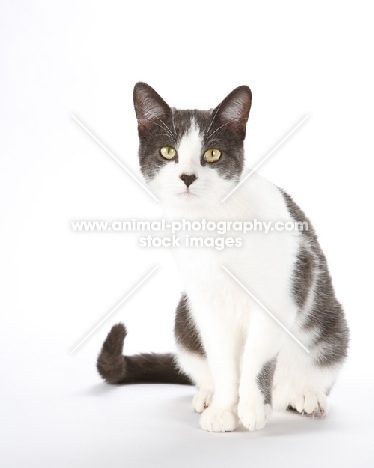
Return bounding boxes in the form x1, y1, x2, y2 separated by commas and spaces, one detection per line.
175, 118, 202, 173
148, 121, 338, 431
176, 351, 214, 413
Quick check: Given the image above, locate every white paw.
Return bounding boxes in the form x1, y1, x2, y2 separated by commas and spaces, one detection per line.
238, 397, 271, 431
193, 388, 214, 413
289, 389, 328, 416
199, 406, 238, 432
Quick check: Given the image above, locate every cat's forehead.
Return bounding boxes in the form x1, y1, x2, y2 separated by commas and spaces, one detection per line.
171, 109, 212, 138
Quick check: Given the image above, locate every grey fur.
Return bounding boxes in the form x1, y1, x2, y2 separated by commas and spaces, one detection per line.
256, 357, 277, 405
293, 246, 315, 310
280, 189, 349, 367
133, 83, 251, 182
174, 293, 205, 356
97, 323, 192, 385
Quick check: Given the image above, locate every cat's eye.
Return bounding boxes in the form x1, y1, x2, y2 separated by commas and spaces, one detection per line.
160, 146, 177, 160
204, 148, 221, 163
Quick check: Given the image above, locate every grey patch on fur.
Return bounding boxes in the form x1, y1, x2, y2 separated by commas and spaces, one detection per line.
256, 357, 277, 405
280, 189, 349, 367
292, 246, 315, 310
174, 293, 205, 356
133, 82, 251, 182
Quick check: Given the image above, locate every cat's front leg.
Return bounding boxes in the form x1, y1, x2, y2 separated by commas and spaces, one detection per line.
197, 316, 241, 432
238, 309, 286, 431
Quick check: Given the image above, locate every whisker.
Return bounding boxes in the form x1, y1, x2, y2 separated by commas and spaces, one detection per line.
135, 106, 174, 137
171, 108, 177, 137
207, 191, 237, 219
136, 118, 176, 142
153, 133, 177, 140
134, 104, 176, 140
207, 186, 259, 217
205, 103, 222, 136
221, 200, 237, 219
204, 192, 230, 220
206, 122, 230, 139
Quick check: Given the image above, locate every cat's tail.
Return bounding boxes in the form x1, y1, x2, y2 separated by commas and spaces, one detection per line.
97, 323, 192, 385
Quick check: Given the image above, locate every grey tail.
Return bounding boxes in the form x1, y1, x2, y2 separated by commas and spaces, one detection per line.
97, 323, 192, 385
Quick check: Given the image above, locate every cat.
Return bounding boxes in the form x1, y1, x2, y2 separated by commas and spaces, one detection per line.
97, 83, 349, 432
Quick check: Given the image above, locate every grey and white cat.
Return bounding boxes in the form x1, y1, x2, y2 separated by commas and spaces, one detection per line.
97, 83, 349, 432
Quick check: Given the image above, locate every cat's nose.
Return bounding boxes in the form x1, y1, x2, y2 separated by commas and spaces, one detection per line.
180, 173, 197, 187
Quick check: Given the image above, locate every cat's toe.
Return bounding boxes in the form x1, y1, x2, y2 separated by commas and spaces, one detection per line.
238, 398, 271, 431
289, 389, 327, 417
199, 406, 238, 432
193, 388, 214, 413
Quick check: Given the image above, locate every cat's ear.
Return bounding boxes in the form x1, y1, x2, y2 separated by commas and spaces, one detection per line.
213, 86, 252, 138
133, 82, 171, 135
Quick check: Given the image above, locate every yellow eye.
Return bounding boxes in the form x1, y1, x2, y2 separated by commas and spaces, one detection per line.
160, 146, 177, 160
204, 148, 221, 163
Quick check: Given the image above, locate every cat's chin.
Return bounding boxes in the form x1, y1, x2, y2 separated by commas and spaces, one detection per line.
160, 191, 204, 216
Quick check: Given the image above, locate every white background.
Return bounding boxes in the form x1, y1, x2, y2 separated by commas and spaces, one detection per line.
1, 1, 373, 467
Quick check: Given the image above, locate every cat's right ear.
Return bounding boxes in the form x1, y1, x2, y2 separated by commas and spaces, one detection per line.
133, 83, 171, 135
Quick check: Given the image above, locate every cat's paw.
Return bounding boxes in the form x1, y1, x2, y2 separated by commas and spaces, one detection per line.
288, 389, 328, 417
193, 388, 214, 413
199, 406, 238, 432
238, 397, 271, 431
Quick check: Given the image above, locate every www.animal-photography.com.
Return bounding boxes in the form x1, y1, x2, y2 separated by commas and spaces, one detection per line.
1, 1, 373, 467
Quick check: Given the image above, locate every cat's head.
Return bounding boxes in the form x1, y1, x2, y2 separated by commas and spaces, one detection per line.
133, 83, 252, 212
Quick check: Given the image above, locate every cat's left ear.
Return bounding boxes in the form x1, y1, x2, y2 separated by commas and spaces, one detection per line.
133, 82, 171, 136
214, 86, 252, 139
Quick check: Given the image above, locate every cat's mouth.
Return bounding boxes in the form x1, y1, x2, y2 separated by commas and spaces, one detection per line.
176, 190, 198, 198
